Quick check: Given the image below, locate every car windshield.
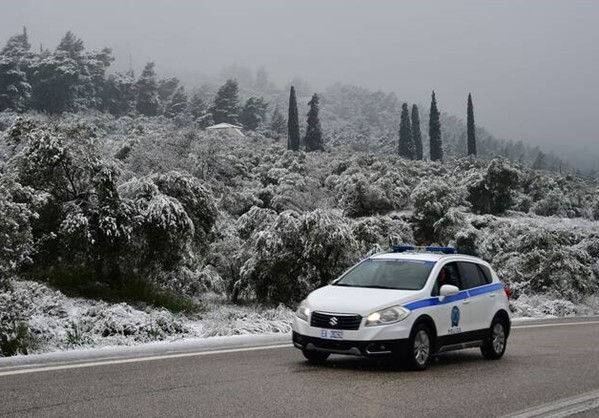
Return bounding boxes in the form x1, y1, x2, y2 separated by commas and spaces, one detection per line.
333, 259, 434, 290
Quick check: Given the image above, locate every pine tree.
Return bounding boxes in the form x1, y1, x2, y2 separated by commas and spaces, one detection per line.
287, 86, 300, 151
56, 31, 84, 60
304, 93, 323, 152
0, 27, 32, 111
103, 71, 136, 116
270, 105, 286, 135
210, 79, 240, 124
164, 85, 188, 118
411, 104, 423, 160
135, 62, 159, 116
429, 91, 443, 162
157, 77, 179, 105
398, 102, 414, 159
189, 90, 213, 127
239, 96, 268, 130
1, 27, 30, 56
467, 93, 477, 156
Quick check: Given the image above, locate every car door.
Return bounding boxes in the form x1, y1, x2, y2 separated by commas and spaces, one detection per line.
457, 261, 493, 334
429, 262, 471, 342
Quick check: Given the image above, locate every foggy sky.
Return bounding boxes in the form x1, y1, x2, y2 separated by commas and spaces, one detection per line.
2, 0, 598, 161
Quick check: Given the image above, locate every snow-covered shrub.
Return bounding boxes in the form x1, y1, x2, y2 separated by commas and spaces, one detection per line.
0, 286, 37, 355
119, 176, 194, 271
0, 179, 36, 289
236, 206, 277, 240
510, 294, 580, 317
352, 215, 414, 255
454, 227, 480, 256
433, 207, 469, 245
532, 189, 572, 217
268, 172, 324, 213
151, 170, 218, 250
411, 178, 468, 243
468, 158, 521, 214
239, 209, 359, 305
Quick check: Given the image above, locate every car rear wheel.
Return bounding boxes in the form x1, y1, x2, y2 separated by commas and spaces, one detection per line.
302, 350, 330, 363
481, 318, 507, 359
404, 323, 432, 371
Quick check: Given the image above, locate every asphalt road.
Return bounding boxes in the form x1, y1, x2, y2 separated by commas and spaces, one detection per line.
1, 318, 599, 417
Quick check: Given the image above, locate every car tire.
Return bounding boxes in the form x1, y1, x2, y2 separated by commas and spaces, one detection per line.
481, 318, 508, 360
302, 350, 330, 363
404, 323, 432, 371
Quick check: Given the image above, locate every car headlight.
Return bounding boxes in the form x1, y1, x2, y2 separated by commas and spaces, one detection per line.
365, 306, 411, 327
296, 300, 310, 322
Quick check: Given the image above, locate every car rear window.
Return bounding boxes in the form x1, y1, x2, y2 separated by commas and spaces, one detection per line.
477, 264, 493, 284
458, 262, 488, 289
334, 259, 435, 291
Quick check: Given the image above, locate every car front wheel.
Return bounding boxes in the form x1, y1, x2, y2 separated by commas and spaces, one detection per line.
481, 318, 507, 359
404, 323, 432, 371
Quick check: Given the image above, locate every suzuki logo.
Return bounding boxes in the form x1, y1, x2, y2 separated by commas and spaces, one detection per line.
329, 317, 338, 326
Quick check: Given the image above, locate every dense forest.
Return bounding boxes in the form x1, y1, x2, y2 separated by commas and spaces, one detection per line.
1, 29, 598, 355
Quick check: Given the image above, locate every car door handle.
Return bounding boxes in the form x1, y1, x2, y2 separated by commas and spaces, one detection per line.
489, 293, 496, 298
462, 299, 470, 305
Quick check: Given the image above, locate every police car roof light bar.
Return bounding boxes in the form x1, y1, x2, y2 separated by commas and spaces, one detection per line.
391, 245, 456, 254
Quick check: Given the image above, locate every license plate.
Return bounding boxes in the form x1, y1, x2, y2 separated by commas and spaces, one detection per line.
320, 329, 344, 340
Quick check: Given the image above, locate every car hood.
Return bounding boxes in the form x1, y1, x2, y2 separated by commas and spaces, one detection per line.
306, 285, 421, 315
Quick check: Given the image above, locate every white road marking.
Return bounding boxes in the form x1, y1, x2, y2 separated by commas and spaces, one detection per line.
0, 343, 292, 377
1, 318, 598, 377
505, 389, 599, 418
512, 320, 599, 330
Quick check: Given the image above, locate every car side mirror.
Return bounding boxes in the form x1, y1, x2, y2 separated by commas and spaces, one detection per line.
439, 284, 460, 301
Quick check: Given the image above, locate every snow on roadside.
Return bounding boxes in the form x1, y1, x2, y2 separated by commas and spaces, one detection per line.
2, 280, 293, 356
2, 276, 598, 357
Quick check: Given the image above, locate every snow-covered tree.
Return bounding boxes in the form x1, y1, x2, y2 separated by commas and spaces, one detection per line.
164, 85, 188, 118
398, 102, 414, 159
269, 105, 286, 136
0, 28, 32, 112
103, 71, 136, 116
210, 79, 240, 124
136, 62, 160, 116
467, 93, 476, 156
239, 96, 268, 130
411, 104, 423, 160
287, 86, 300, 151
429, 91, 443, 161
304, 93, 323, 152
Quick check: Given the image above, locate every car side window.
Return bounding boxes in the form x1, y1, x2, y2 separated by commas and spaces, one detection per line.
431, 262, 461, 296
477, 264, 493, 284
458, 262, 487, 289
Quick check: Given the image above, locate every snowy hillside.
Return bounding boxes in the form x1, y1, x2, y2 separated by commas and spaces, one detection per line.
1, 113, 598, 356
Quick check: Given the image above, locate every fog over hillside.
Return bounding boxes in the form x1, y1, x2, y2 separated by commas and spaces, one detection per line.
1, 0, 598, 170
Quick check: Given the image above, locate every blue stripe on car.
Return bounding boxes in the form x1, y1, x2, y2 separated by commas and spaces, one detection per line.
404, 283, 504, 311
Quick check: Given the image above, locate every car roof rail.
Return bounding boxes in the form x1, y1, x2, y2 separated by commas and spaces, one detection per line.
391, 245, 457, 255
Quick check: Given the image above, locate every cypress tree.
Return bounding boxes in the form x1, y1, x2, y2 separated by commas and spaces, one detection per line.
304, 93, 323, 152
287, 86, 300, 151
398, 103, 414, 159
467, 93, 477, 156
429, 91, 443, 162
411, 104, 423, 160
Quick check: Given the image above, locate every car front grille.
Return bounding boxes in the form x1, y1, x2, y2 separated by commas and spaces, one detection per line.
310, 312, 362, 330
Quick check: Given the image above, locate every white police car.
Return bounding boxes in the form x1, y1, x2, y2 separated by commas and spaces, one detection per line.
292, 246, 511, 370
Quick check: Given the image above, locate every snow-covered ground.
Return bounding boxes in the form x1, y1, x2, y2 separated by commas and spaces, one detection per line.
2, 277, 597, 358
1, 280, 293, 356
